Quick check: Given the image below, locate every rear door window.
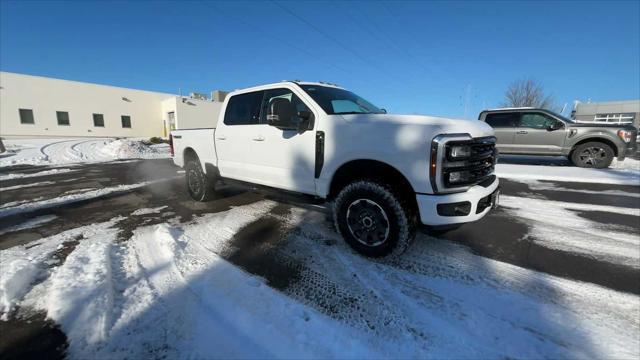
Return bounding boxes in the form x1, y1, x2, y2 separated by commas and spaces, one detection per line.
224, 91, 265, 125
485, 113, 517, 127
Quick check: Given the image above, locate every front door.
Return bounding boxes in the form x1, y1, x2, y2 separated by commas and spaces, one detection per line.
513, 112, 567, 155
243, 87, 317, 194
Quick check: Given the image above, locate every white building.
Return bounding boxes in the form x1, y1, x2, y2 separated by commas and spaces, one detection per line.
0, 72, 225, 138
572, 99, 640, 128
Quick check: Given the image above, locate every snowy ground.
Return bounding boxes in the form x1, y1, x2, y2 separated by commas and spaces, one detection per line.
3, 199, 639, 359
0, 138, 169, 166
496, 155, 640, 185
0, 143, 639, 359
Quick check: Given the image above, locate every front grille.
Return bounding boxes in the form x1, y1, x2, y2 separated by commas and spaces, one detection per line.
442, 137, 497, 188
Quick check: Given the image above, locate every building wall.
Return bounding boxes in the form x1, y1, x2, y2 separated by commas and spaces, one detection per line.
174, 98, 222, 129
0, 72, 222, 139
573, 100, 640, 128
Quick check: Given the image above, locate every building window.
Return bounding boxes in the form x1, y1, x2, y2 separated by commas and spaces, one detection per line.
93, 113, 105, 127
593, 113, 635, 124
121, 115, 131, 128
19, 109, 35, 124
56, 111, 70, 126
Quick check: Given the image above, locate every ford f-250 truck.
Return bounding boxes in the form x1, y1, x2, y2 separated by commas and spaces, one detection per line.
170, 81, 499, 257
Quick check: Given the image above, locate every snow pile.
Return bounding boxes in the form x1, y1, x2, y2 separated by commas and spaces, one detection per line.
611, 157, 640, 171
4, 200, 639, 358
0, 181, 158, 218
45, 226, 121, 347
130, 206, 168, 216
496, 161, 640, 185
0, 215, 57, 236
0, 218, 122, 319
97, 139, 168, 161
500, 195, 640, 267
0, 168, 78, 181
0, 181, 56, 192
0, 138, 169, 167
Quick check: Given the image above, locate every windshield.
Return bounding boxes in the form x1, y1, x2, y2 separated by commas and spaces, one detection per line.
299, 85, 384, 115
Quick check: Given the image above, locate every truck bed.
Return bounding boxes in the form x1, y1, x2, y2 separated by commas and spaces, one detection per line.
171, 128, 217, 169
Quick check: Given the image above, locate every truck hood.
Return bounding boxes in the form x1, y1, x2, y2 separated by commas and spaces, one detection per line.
339, 114, 495, 138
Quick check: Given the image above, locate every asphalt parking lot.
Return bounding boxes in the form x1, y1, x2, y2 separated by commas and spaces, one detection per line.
1, 158, 638, 358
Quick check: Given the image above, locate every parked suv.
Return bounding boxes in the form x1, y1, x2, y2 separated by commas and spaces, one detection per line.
479, 108, 637, 168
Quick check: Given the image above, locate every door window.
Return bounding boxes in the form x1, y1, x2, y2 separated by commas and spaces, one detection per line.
519, 113, 560, 129
224, 91, 264, 125
485, 113, 517, 128
260, 88, 312, 127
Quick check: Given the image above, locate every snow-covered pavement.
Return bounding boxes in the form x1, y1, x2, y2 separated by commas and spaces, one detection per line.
0, 138, 169, 166
4, 199, 639, 359
0, 144, 639, 358
496, 155, 640, 185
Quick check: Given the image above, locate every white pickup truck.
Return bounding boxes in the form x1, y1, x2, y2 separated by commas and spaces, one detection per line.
170, 81, 499, 257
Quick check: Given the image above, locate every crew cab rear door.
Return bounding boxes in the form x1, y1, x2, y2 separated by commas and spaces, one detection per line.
241, 87, 317, 194
484, 112, 517, 153
513, 112, 567, 155
215, 90, 264, 181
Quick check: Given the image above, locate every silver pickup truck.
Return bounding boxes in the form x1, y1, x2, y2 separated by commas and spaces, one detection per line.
479, 108, 638, 168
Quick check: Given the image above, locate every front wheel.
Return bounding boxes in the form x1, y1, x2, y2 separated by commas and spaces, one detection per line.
185, 159, 215, 201
570, 142, 614, 168
333, 180, 415, 258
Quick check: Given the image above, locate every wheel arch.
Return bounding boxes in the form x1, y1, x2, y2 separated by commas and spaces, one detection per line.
570, 137, 619, 157
183, 147, 199, 162
328, 159, 417, 210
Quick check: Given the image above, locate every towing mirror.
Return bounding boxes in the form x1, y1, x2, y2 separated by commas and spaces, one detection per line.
296, 110, 314, 132
267, 114, 297, 130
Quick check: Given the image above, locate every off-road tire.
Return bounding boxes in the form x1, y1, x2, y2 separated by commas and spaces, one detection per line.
333, 180, 416, 258
185, 159, 215, 201
570, 141, 614, 169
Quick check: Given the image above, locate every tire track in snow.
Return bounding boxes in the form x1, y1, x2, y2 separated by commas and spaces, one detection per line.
39, 139, 79, 163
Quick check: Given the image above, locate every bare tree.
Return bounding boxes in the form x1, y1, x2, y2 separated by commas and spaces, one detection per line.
501, 79, 555, 109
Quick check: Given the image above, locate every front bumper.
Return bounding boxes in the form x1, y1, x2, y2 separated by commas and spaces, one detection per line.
416, 177, 499, 226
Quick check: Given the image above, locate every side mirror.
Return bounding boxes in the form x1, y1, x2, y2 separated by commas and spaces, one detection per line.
267, 110, 313, 132
547, 122, 563, 131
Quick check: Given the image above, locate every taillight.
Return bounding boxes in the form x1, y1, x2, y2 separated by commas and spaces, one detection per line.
169, 134, 174, 157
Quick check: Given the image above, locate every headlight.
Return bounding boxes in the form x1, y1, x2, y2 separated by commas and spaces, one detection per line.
448, 145, 471, 159
617, 130, 632, 143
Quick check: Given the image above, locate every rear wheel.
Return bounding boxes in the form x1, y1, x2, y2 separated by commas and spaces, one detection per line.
570, 142, 614, 168
185, 159, 215, 201
333, 180, 415, 258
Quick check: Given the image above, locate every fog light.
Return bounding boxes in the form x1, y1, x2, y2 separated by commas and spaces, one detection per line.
449, 145, 471, 159
449, 170, 472, 184
437, 201, 471, 216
